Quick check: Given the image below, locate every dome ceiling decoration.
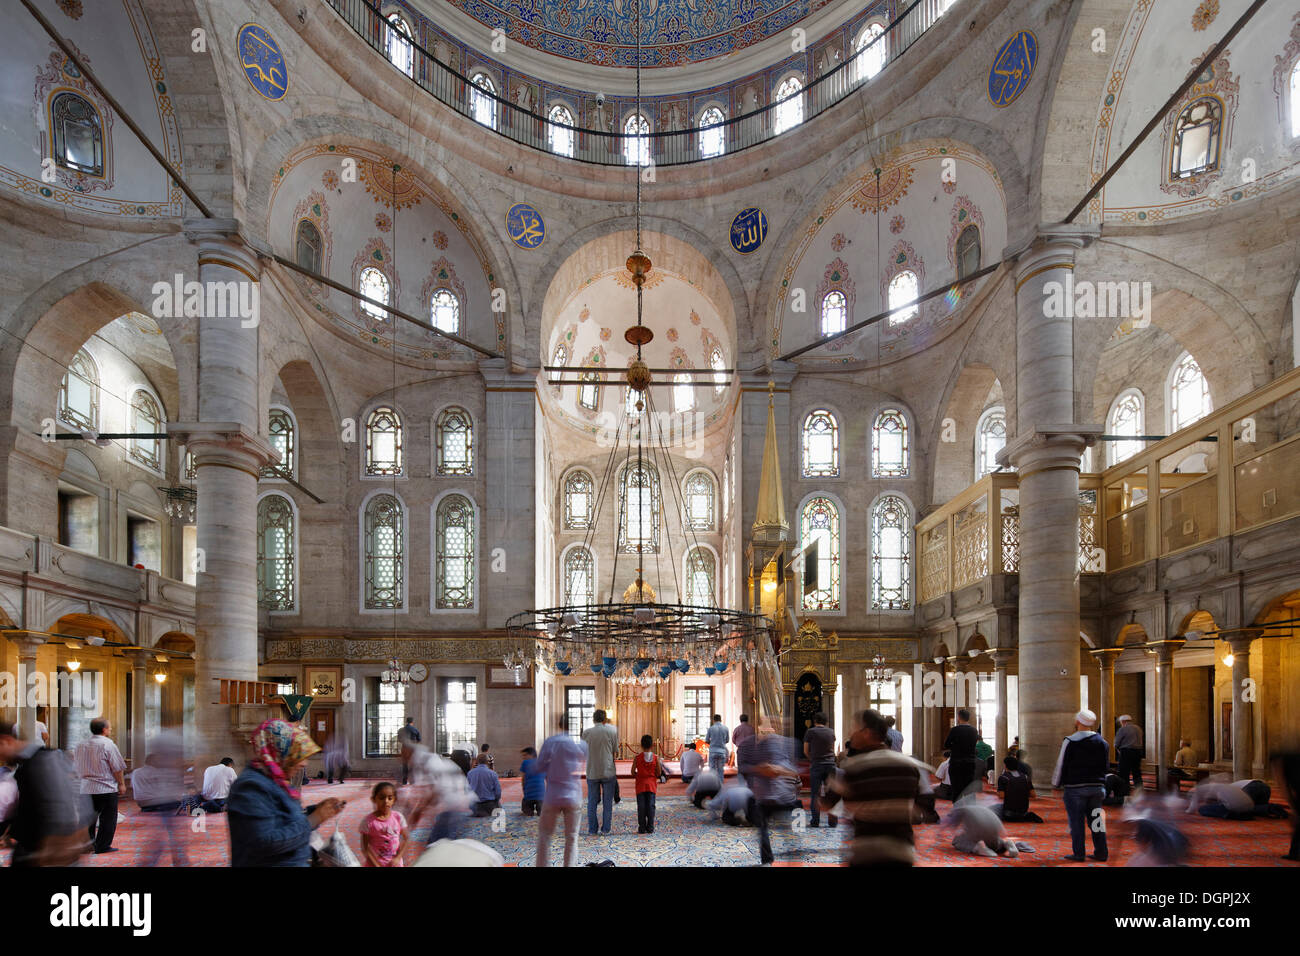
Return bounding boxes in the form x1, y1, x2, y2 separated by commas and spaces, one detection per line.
443, 0, 827, 67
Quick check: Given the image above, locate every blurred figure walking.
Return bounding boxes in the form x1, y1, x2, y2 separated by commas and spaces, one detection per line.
536, 717, 587, 867
0, 721, 88, 867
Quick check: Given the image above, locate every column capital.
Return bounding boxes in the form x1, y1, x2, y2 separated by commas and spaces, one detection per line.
168, 422, 277, 474
1150, 638, 1186, 663
991, 647, 1016, 668
1224, 629, 1264, 653
1090, 646, 1124, 664
182, 218, 260, 281
478, 357, 537, 390
741, 360, 796, 391
3, 629, 47, 652
1011, 224, 1102, 283
999, 426, 1103, 475
125, 647, 154, 668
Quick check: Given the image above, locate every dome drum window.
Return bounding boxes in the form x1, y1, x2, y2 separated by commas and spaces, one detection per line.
51, 92, 104, 177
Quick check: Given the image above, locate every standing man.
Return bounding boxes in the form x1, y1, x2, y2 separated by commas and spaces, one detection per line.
537, 717, 587, 867
582, 709, 619, 835
0, 721, 88, 867
705, 713, 730, 778
1115, 715, 1144, 793
943, 709, 979, 801
1052, 709, 1109, 862
832, 709, 921, 867
737, 720, 801, 865
733, 714, 755, 786
803, 712, 837, 828
397, 717, 421, 785
73, 718, 126, 855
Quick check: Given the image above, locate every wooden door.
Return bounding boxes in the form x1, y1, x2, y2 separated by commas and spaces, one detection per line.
309, 707, 333, 751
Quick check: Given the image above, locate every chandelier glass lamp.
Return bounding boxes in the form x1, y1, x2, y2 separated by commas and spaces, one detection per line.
866, 653, 893, 693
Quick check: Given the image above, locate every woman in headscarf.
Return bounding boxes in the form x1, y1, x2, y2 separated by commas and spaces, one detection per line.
227, 719, 344, 866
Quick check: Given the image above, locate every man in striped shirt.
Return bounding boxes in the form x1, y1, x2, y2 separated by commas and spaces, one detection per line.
833, 708, 921, 867
74, 718, 126, 855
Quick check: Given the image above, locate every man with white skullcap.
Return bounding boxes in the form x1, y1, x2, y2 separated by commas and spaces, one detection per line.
1051, 709, 1110, 862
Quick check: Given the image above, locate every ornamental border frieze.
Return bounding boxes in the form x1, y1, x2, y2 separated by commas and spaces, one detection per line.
266, 635, 514, 662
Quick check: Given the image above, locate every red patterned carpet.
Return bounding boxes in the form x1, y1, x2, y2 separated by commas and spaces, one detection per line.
2, 772, 1295, 867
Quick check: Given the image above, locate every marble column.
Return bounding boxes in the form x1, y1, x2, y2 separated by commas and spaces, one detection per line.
1152, 639, 1185, 791
992, 648, 1015, 759
1226, 631, 1261, 781
479, 359, 537, 622
9, 632, 45, 742
1001, 227, 1101, 778
173, 220, 274, 779
128, 649, 150, 765
1091, 647, 1123, 760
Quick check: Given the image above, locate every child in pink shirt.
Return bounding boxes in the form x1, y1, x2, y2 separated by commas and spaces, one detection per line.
360, 781, 409, 867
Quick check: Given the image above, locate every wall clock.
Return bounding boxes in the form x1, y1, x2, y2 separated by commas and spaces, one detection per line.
408, 662, 429, 684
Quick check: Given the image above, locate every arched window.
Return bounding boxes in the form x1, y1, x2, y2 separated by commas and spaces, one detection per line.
130, 390, 162, 471
1108, 391, 1144, 467
262, 407, 295, 479
578, 370, 600, 411
802, 409, 839, 478
549, 104, 575, 157
295, 220, 322, 273
1168, 353, 1212, 432
673, 373, 695, 413
684, 547, 716, 606
975, 406, 1006, 478
820, 290, 847, 336
59, 348, 99, 431
871, 495, 912, 610
436, 406, 473, 475
430, 288, 460, 335
773, 76, 804, 135
257, 494, 295, 611
563, 470, 594, 530
552, 343, 569, 369
872, 408, 909, 478
435, 494, 475, 609
709, 347, 726, 396
698, 106, 726, 158
358, 267, 391, 321
471, 73, 497, 129
625, 386, 643, 420
51, 92, 103, 176
365, 406, 403, 476
800, 496, 840, 611
624, 112, 651, 167
956, 224, 981, 281
385, 13, 414, 77
684, 471, 715, 531
1171, 97, 1222, 179
563, 546, 594, 604
887, 270, 919, 325
1291, 60, 1300, 138
619, 462, 661, 553
363, 494, 404, 609
855, 22, 887, 82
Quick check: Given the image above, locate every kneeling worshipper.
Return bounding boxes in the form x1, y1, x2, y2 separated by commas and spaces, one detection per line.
945, 800, 1027, 859
710, 783, 755, 826
687, 768, 722, 808
1186, 779, 1256, 820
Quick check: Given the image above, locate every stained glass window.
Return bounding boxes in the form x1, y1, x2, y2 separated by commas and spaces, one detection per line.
976, 406, 1006, 478
684, 471, 715, 531
1109, 392, 1144, 466
549, 104, 575, 156
436, 677, 478, 753
1172, 97, 1221, 179
773, 76, 804, 134
800, 496, 840, 611
365, 406, 403, 476
262, 407, 295, 479
436, 406, 473, 475
365, 676, 405, 757
699, 106, 725, 158
385, 13, 414, 77
619, 462, 660, 553
436, 494, 474, 609
1169, 353, 1212, 432
888, 270, 919, 325
872, 408, 909, 477
51, 92, 103, 176
430, 289, 460, 335
358, 266, 391, 321
855, 22, 887, 81
563, 470, 594, 530
471, 73, 497, 129
257, 494, 295, 611
710, 347, 727, 395
130, 391, 162, 471
684, 547, 716, 606
956, 224, 981, 280
821, 290, 847, 336
363, 493, 404, 609
578, 370, 600, 411
59, 348, 98, 432
625, 386, 644, 420
624, 112, 651, 166
802, 409, 839, 478
673, 373, 695, 413
871, 495, 911, 610
295, 220, 322, 273
564, 546, 594, 604
552, 343, 569, 368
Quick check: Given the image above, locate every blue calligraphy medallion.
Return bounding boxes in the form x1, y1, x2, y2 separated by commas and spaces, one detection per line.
988, 31, 1037, 108
506, 202, 546, 249
729, 207, 768, 255
238, 24, 289, 101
